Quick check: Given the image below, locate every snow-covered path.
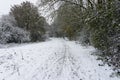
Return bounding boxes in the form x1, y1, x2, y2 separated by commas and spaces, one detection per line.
0, 38, 119, 80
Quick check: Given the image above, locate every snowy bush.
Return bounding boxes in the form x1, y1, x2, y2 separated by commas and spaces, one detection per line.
0, 15, 30, 44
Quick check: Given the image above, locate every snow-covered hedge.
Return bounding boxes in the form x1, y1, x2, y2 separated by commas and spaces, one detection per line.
0, 15, 30, 44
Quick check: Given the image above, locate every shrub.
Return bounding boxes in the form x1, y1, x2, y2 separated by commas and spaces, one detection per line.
0, 15, 30, 44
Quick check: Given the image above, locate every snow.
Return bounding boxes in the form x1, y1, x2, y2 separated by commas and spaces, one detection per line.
0, 38, 119, 80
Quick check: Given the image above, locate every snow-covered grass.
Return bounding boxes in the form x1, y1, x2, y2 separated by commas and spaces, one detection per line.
0, 38, 119, 80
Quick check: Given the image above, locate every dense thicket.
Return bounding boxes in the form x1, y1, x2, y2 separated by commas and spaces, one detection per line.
10, 1, 47, 41
39, 0, 120, 71
0, 15, 30, 44
0, 1, 49, 44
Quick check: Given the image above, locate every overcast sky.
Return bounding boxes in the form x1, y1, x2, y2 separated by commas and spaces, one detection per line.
0, 0, 37, 16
